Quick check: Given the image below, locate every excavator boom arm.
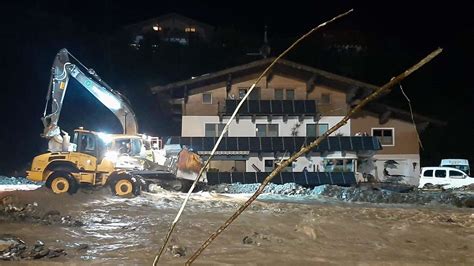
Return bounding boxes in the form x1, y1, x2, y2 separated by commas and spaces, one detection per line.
42, 49, 138, 139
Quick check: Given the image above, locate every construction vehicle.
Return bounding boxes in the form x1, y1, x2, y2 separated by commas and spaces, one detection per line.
27, 49, 204, 196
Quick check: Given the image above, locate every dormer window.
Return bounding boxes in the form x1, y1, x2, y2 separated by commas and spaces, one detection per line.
152, 25, 162, 31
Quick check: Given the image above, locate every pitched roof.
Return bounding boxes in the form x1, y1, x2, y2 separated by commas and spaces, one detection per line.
151, 57, 378, 94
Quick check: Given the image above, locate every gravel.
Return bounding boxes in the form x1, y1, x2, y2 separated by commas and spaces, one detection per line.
0, 176, 42, 185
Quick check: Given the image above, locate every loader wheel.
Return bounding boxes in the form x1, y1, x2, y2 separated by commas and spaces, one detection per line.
114, 179, 134, 196
49, 172, 78, 194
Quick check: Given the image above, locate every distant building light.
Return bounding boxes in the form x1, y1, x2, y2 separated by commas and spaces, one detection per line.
152, 25, 162, 31
185, 27, 196, 33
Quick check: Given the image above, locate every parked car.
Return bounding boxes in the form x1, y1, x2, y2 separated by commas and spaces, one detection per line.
418, 167, 474, 189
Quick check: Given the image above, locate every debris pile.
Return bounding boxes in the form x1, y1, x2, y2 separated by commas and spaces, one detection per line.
209, 182, 308, 195
210, 182, 474, 208
0, 235, 66, 261
0, 196, 83, 226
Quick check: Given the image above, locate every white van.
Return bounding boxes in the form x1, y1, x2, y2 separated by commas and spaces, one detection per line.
419, 167, 474, 189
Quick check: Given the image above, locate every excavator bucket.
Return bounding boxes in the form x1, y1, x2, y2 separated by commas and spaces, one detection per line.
177, 147, 203, 174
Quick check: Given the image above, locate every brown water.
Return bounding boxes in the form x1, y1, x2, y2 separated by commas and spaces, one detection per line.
1, 187, 473, 265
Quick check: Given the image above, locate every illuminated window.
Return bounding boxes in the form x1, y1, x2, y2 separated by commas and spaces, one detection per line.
152, 25, 162, 31
185, 27, 196, 33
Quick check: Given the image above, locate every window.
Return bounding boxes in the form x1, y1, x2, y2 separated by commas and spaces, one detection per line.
423, 170, 433, 177
449, 170, 465, 179
238, 87, 260, 100
249, 87, 261, 100
202, 93, 212, 104
320, 93, 331, 104
256, 124, 278, 137
435, 170, 446, 178
274, 88, 295, 100
286, 89, 295, 100
79, 134, 96, 156
306, 124, 329, 137
205, 124, 227, 137
323, 159, 354, 172
372, 128, 394, 146
264, 159, 275, 172
275, 89, 284, 100
238, 88, 247, 99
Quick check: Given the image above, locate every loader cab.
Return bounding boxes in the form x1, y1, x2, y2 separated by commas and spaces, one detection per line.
72, 129, 107, 160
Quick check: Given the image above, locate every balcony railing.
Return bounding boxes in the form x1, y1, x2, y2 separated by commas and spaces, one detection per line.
163, 136, 382, 153
219, 100, 317, 116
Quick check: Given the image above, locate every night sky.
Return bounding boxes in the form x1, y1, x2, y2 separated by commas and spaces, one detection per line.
1, 0, 473, 175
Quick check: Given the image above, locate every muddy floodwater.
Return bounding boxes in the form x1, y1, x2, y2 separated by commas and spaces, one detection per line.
1, 187, 473, 265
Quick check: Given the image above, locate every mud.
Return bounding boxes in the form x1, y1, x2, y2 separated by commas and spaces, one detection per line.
0, 186, 473, 265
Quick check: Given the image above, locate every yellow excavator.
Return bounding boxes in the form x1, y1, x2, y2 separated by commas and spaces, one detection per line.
27, 49, 204, 196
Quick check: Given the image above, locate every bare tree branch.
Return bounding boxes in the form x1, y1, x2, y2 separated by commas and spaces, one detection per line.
185, 47, 443, 265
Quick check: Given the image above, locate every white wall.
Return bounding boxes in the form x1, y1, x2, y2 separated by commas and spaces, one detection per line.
182, 116, 350, 137
371, 154, 420, 185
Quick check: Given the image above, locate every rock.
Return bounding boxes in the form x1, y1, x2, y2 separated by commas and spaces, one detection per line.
242, 236, 254, 245
75, 243, 89, 251
168, 245, 186, 257
31, 247, 50, 259
47, 248, 66, 258
446, 217, 456, 223
0, 235, 27, 260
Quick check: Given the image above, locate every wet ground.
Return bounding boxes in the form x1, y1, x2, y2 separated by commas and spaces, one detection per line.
1, 186, 473, 265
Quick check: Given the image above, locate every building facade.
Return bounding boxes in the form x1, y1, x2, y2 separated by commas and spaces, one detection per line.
152, 58, 443, 185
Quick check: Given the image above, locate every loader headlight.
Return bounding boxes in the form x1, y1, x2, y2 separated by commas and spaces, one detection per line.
98, 132, 112, 144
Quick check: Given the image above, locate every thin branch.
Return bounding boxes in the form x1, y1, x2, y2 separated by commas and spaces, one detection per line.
152, 9, 354, 265
186, 48, 443, 265
399, 83, 424, 149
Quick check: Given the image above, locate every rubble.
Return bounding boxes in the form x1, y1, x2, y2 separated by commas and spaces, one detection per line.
167, 245, 187, 257
209, 182, 474, 208
209, 182, 308, 195
0, 198, 83, 226
0, 235, 66, 261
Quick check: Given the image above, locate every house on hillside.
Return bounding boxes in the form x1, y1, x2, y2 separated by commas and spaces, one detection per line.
151, 58, 444, 186
124, 13, 214, 48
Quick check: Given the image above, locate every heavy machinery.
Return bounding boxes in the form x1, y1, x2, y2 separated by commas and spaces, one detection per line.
27, 49, 204, 196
